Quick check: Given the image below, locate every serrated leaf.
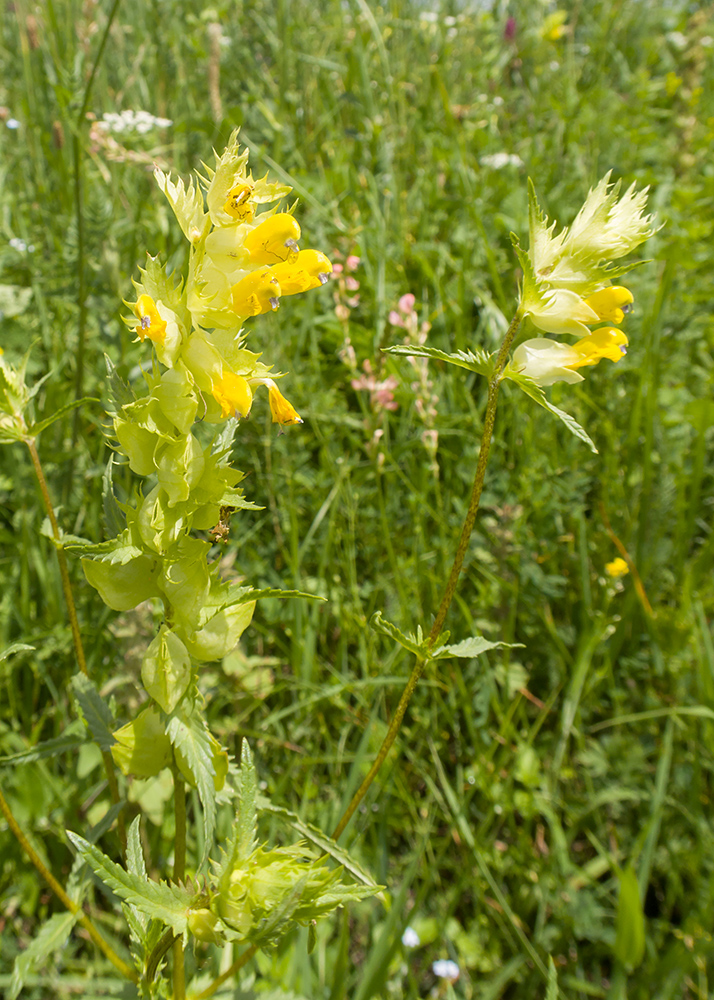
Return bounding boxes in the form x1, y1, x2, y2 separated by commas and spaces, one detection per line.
166, 709, 216, 869
370, 611, 427, 658
125, 817, 148, 935
502, 367, 598, 453
70, 674, 115, 751
102, 454, 125, 538
104, 354, 135, 409
67, 832, 194, 935
9, 911, 79, 1000
383, 344, 494, 378
259, 800, 379, 889
237, 740, 258, 860
24, 397, 99, 438
433, 636, 523, 659
243, 587, 327, 604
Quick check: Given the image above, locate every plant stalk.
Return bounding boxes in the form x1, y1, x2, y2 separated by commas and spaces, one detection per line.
331, 308, 523, 841
0, 781, 137, 982
25, 435, 127, 858
173, 764, 187, 1000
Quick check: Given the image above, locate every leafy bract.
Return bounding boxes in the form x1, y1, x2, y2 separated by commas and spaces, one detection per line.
67, 832, 194, 935
501, 365, 598, 453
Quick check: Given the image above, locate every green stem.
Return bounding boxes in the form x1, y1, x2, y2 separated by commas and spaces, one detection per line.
192, 944, 258, 1000
331, 308, 523, 841
70, 0, 123, 452
173, 763, 187, 1000
0, 780, 137, 982
25, 435, 127, 859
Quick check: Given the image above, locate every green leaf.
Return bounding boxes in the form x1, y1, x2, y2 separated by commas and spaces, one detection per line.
370, 611, 428, 658
104, 353, 135, 410
614, 865, 645, 971
242, 587, 327, 604
0, 724, 85, 765
545, 956, 558, 1000
125, 817, 149, 936
9, 911, 80, 1000
236, 739, 258, 863
24, 397, 99, 438
67, 832, 194, 935
433, 636, 523, 659
167, 708, 217, 868
502, 367, 598, 453
0, 642, 35, 663
102, 455, 125, 538
70, 675, 115, 751
259, 800, 379, 890
383, 343, 494, 378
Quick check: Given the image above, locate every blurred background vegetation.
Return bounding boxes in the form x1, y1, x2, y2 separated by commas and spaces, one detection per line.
1, 0, 714, 997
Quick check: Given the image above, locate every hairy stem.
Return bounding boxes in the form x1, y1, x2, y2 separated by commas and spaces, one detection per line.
193, 944, 258, 1000
25, 436, 127, 858
0, 781, 137, 982
172, 764, 187, 1000
331, 308, 523, 841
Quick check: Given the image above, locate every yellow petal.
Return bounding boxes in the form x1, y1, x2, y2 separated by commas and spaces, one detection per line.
212, 371, 253, 419
134, 294, 167, 344
605, 557, 629, 579
223, 183, 255, 221
267, 382, 302, 425
230, 267, 281, 316
567, 327, 629, 370
242, 213, 301, 265
268, 249, 332, 296
583, 286, 634, 324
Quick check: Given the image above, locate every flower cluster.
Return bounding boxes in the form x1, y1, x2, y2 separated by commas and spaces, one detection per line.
80, 133, 332, 784
512, 174, 656, 387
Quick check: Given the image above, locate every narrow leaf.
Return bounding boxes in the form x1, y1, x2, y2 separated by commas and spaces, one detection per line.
502, 368, 598, 453
102, 454, 125, 538
166, 710, 217, 869
9, 911, 79, 1000
236, 739, 257, 862
433, 636, 523, 659
0, 726, 85, 766
613, 865, 645, 971
384, 343, 494, 378
0, 642, 35, 663
70, 675, 115, 751
67, 832, 193, 935
370, 611, 426, 658
25, 397, 99, 438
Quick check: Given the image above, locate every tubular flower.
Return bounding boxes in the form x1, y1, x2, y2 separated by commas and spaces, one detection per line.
269, 250, 333, 295
134, 295, 167, 344
249, 378, 303, 425
512, 326, 628, 387
583, 285, 633, 324
231, 267, 281, 317
242, 213, 301, 265
212, 371, 253, 419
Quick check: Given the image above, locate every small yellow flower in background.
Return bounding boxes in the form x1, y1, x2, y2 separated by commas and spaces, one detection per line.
605, 557, 629, 579
134, 294, 167, 344
541, 10, 568, 41
212, 372, 253, 419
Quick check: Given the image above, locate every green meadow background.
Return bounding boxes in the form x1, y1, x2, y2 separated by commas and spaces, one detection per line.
1, 0, 714, 996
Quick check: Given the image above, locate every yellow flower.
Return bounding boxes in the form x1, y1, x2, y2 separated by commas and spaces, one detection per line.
223, 183, 255, 222
231, 267, 282, 317
134, 294, 167, 344
269, 250, 332, 295
605, 557, 629, 579
212, 371, 253, 419
582, 286, 634, 325
250, 378, 303, 426
512, 327, 628, 386
242, 213, 301, 265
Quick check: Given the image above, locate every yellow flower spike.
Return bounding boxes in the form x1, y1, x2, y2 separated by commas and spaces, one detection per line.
583, 286, 634, 325
212, 371, 253, 419
230, 267, 281, 316
269, 249, 333, 296
263, 379, 303, 426
134, 294, 168, 344
242, 213, 302, 265
568, 327, 629, 369
224, 183, 255, 221
605, 557, 629, 579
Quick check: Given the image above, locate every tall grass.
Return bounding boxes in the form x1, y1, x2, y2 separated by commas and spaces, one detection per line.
2, 0, 714, 996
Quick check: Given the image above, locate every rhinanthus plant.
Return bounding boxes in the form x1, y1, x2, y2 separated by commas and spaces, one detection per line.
0, 157, 656, 1000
